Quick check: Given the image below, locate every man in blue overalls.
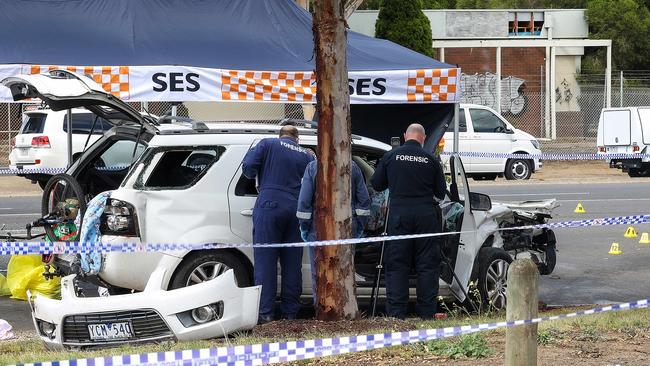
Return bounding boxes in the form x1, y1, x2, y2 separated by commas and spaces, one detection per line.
242, 125, 315, 324
296, 158, 371, 304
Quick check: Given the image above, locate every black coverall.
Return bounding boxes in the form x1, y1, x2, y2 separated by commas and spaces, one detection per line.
370, 139, 447, 319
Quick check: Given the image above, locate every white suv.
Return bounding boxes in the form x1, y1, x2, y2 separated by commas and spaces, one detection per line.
2, 71, 558, 348
9, 107, 112, 188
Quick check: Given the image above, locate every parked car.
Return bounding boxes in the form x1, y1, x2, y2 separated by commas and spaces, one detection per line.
442, 104, 542, 180
2, 71, 558, 349
9, 107, 113, 188
596, 107, 650, 177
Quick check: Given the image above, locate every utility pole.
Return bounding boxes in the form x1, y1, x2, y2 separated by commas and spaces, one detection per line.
312, 0, 358, 320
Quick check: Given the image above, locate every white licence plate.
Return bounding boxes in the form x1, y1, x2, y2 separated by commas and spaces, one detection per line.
18, 148, 28, 156
88, 322, 134, 341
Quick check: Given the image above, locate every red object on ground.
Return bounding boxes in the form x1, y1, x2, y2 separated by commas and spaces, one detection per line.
435, 313, 448, 320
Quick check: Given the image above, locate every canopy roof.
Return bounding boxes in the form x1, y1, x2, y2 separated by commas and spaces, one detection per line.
0, 0, 453, 71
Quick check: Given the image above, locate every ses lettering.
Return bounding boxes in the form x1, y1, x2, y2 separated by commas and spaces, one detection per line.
152, 72, 200, 92
348, 78, 386, 96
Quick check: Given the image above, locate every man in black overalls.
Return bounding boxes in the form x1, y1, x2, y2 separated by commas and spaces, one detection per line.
370, 123, 446, 319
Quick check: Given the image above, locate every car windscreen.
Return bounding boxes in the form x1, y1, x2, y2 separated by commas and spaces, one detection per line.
21, 113, 47, 134
63, 113, 112, 134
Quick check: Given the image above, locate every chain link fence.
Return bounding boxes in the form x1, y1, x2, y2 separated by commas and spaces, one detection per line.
1, 73, 649, 166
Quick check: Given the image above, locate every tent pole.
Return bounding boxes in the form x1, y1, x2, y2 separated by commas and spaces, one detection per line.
67, 109, 73, 168
496, 46, 502, 114
453, 103, 460, 153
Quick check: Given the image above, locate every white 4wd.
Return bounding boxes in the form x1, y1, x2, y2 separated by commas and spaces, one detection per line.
3, 71, 559, 348
9, 107, 111, 188
443, 104, 542, 180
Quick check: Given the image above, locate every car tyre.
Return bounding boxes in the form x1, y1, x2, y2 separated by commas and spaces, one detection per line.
537, 242, 556, 275
168, 251, 252, 290
41, 174, 87, 242
476, 247, 512, 311
504, 159, 532, 180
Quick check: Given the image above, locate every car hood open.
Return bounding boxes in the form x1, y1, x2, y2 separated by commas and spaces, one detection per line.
1, 70, 158, 134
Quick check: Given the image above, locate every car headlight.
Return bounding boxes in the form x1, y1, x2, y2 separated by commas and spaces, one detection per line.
531, 139, 540, 149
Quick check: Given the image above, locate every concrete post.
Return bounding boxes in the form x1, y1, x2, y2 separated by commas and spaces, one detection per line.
505, 258, 539, 366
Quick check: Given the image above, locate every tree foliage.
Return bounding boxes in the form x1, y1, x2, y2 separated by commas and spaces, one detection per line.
375, 0, 434, 57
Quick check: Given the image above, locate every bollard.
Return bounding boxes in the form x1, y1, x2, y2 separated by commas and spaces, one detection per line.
505, 258, 539, 366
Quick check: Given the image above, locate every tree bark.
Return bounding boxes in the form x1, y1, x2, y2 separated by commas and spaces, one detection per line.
313, 0, 358, 321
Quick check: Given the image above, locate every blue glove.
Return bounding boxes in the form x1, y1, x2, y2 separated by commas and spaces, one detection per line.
299, 220, 312, 242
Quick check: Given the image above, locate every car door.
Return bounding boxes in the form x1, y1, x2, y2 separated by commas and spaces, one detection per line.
441, 108, 471, 171
467, 107, 513, 173
447, 155, 481, 302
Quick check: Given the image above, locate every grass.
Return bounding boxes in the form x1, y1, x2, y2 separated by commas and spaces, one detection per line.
3, 306, 650, 365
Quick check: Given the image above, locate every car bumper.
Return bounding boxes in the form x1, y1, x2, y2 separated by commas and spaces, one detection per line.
28, 269, 261, 349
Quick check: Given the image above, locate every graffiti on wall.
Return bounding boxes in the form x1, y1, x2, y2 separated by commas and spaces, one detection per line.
459, 72, 527, 115
555, 78, 574, 105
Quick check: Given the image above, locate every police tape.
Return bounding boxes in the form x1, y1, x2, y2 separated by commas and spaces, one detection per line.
17, 298, 650, 366
440, 151, 650, 160
1, 214, 648, 255
0, 151, 648, 176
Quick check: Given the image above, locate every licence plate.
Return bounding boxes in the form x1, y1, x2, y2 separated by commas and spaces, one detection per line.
88, 322, 134, 341
18, 148, 28, 156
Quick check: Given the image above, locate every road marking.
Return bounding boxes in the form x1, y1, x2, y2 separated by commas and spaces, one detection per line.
557, 198, 650, 203
490, 192, 590, 197
0, 208, 12, 210
0, 213, 40, 217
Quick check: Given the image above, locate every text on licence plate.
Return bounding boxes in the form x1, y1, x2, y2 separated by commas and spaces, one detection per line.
88, 322, 133, 340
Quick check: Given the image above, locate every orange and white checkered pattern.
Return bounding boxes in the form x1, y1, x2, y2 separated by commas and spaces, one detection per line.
221, 70, 315, 102
407, 68, 458, 102
25, 65, 130, 99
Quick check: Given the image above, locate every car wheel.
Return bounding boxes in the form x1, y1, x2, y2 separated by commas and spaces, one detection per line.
537, 242, 556, 275
477, 247, 512, 311
472, 174, 498, 181
41, 174, 87, 242
504, 159, 532, 180
168, 251, 252, 290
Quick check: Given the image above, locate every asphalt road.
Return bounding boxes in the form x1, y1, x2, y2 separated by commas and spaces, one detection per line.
1, 182, 650, 332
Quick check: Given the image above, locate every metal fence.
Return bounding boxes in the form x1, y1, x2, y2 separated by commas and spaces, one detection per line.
1, 72, 650, 166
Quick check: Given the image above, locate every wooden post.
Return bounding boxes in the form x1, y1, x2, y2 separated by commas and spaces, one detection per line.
505, 258, 539, 366
312, 0, 358, 320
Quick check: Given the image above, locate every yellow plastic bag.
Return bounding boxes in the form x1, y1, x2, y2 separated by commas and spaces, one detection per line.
6, 255, 61, 301
0, 273, 10, 296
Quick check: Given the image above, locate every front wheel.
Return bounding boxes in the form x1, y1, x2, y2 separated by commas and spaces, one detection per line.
168, 251, 252, 290
504, 159, 532, 180
476, 247, 512, 311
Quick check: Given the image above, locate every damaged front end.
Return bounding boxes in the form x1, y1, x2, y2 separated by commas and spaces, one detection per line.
28, 269, 260, 349
492, 199, 559, 275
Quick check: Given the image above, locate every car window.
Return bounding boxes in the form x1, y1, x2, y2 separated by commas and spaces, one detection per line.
63, 113, 112, 135
96, 140, 146, 169
137, 146, 225, 190
469, 109, 508, 133
21, 113, 46, 134
445, 110, 467, 133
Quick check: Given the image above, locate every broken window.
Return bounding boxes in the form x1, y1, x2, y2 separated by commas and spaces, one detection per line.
138, 146, 225, 189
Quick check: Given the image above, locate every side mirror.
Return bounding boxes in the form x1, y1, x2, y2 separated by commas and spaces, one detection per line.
469, 192, 492, 211
505, 127, 515, 134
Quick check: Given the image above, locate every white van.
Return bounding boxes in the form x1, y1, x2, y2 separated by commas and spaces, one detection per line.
596, 107, 650, 177
442, 104, 542, 180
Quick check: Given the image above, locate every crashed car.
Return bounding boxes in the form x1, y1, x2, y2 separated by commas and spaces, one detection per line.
2, 71, 558, 348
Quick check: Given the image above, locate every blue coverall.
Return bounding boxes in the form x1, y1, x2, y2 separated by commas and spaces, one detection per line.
242, 137, 314, 320
296, 160, 371, 304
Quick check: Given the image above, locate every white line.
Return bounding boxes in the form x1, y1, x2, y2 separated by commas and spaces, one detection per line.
557, 198, 650, 203
0, 208, 12, 210
490, 192, 590, 197
0, 213, 40, 217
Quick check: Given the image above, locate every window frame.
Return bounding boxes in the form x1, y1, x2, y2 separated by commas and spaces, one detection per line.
469, 108, 508, 134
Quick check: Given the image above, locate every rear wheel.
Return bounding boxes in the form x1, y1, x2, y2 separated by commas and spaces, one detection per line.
476, 247, 512, 311
168, 251, 252, 290
504, 159, 532, 180
41, 174, 86, 242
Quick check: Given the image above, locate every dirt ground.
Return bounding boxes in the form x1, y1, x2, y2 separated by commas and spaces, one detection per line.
0, 176, 42, 197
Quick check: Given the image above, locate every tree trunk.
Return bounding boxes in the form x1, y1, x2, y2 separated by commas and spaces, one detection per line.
313, 0, 358, 321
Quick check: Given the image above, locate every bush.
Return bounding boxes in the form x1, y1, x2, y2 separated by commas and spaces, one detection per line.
375, 0, 434, 57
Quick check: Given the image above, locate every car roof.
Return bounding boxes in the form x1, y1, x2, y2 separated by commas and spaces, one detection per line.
152, 121, 390, 151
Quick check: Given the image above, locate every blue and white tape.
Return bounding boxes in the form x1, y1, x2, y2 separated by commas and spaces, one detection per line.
440, 151, 650, 161
0, 165, 129, 176
2, 214, 648, 255
17, 298, 650, 366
